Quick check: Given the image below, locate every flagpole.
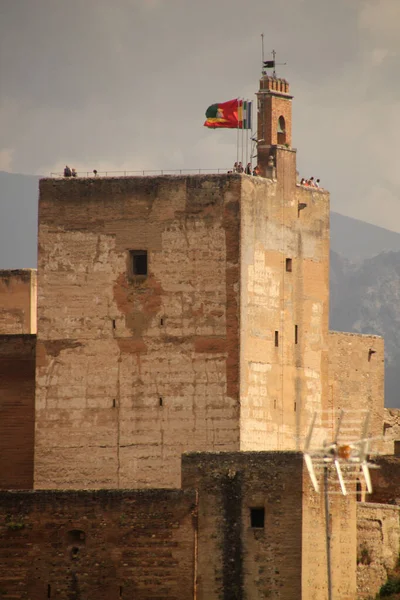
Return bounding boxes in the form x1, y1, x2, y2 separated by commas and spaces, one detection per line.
245, 101, 248, 171
236, 98, 239, 167
241, 98, 244, 168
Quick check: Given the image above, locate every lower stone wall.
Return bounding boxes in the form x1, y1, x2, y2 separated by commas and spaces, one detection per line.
0, 334, 35, 489
182, 452, 304, 600
357, 502, 400, 599
0, 489, 195, 600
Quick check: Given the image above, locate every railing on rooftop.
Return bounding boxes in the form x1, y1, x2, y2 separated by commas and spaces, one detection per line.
50, 168, 231, 178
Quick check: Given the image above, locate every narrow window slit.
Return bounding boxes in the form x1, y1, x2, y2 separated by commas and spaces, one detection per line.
286, 258, 292, 272
295, 325, 298, 344
274, 331, 279, 347
159, 397, 163, 407
250, 507, 265, 528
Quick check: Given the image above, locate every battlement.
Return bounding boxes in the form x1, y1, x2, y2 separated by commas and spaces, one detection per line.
259, 75, 291, 95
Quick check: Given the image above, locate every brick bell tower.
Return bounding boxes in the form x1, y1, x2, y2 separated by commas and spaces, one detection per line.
256, 75, 296, 184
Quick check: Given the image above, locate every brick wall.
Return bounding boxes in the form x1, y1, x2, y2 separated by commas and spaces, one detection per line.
302, 468, 357, 600
368, 455, 400, 505
382, 407, 400, 454
357, 503, 400, 599
0, 489, 195, 600
0, 334, 35, 489
35, 175, 241, 489
182, 451, 304, 600
239, 169, 330, 451
328, 332, 384, 445
0, 269, 37, 334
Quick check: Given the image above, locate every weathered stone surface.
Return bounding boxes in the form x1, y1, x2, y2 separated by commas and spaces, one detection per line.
182, 451, 356, 600
0, 488, 195, 599
35, 175, 241, 489
357, 503, 400, 599
328, 331, 385, 446
0, 334, 35, 489
0, 269, 37, 334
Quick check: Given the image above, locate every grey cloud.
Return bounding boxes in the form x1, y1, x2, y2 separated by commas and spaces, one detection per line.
1, 0, 400, 230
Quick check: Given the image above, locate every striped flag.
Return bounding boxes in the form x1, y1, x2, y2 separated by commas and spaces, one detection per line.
238, 100, 252, 130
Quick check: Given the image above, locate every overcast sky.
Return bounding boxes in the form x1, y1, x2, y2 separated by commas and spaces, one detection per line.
1, 0, 400, 230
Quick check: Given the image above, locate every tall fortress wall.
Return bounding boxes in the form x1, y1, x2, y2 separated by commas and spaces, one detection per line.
32, 75, 384, 490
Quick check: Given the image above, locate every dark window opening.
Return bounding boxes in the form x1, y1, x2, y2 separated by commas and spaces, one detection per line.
119, 587, 123, 598
274, 331, 279, 347
356, 481, 362, 502
274, 398, 276, 409
71, 547, 80, 559
250, 507, 265, 528
47, 584, 51, 599
159, 397, 163, 407
286, 258, 292, 272
294, 402, 297, 412
112, 319, 116, 329
67, 530, 86, 545
130, 250, 148, 277
112, 399, 116, 408
295, 325, 298, 344
160, 318, 164, 326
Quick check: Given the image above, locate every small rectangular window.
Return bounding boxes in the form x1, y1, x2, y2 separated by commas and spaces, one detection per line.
130, 250, 148, 277
250, 507, 265, 528
274, 331, 279, 347
295, 325, 298, 344
286, 258, 292, 272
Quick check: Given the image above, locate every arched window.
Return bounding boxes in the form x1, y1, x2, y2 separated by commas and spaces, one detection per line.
277, 116, 286, 145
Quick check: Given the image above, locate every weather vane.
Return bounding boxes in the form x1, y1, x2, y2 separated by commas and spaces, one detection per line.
261, 34, 287, 77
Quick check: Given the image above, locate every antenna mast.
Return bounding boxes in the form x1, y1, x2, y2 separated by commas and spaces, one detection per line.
261, 33, 265, 72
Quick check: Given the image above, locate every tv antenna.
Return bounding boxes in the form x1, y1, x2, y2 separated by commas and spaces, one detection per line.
303, 409, 379, 600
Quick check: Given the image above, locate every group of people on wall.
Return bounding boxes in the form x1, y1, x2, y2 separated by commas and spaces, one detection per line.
300, 176, 321, 188
231, 162, 261, 176
64, 166, 98, 178
63, 165, 77, 178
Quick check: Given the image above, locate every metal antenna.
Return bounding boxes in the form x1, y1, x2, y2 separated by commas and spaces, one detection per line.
261, 33, 265, 74
261, 48, 287, 78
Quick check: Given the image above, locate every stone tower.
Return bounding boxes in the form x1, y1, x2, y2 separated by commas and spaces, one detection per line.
34, 78, 331, 490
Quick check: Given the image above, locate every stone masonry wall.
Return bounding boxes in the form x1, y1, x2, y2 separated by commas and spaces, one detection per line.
368, 456, 400, 505
35, 175, 241, 489
182, 451, 356, 600
0, 334, 35, 489
357, 503, 400, 599
182, 451, 304, 600
302, 468, 357, 600
240, 167, 330, 451
328, 332, 384, 448
382, 408, 400, 454
0, 269, 37, 334
0, 489, 195, 600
